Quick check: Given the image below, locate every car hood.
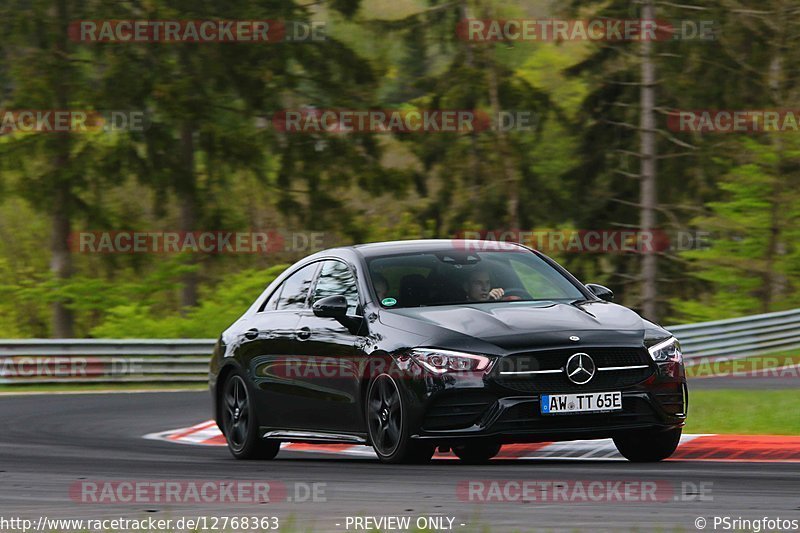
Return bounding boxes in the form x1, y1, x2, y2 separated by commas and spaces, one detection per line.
379, 300, 663, 352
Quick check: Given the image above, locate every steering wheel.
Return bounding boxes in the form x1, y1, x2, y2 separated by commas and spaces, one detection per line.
500, 288, 532, 301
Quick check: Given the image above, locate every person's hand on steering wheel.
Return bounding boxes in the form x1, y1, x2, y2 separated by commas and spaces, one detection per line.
488, 288, 505, 300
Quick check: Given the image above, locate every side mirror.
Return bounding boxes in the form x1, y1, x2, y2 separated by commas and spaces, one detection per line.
312, 295, 349, 318
586, 283, 614, 302
313, 295, 364, 335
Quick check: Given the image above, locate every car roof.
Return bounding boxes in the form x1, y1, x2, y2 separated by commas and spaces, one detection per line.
350, 239, 527, 258
295, 240, 530, 267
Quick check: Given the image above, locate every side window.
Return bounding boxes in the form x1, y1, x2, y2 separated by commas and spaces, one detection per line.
276, 263, 319, 310
313, 260, 359, 314
258, 286, 282, 312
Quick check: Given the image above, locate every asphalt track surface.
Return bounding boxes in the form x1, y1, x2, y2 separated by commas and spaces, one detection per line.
0, 391, 798, 532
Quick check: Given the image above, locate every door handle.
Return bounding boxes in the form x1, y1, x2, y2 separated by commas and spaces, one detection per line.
243, 328, 259, 340
295, 326, 312, 341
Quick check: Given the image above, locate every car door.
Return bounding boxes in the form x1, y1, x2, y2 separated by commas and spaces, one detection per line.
239, 262, 320, 431
292, 259, 367, 433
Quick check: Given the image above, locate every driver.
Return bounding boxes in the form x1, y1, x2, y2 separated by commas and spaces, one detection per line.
464, 268, 505, 301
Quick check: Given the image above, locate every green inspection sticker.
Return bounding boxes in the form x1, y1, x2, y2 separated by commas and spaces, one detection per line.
381, 297, 397, 306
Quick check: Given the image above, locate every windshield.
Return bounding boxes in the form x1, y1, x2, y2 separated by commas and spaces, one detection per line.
367, 248, 585, 308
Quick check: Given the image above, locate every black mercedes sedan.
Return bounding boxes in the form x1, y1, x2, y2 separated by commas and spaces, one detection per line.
210, 240, 687, 464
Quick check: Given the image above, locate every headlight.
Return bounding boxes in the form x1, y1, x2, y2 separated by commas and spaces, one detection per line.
409, 348, 494, 374
647, 337, 682, 363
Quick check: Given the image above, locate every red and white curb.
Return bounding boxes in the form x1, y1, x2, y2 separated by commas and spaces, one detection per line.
144, 421, 800, 462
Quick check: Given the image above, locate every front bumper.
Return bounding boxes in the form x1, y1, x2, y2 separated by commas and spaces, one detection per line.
404, 358, 687, 444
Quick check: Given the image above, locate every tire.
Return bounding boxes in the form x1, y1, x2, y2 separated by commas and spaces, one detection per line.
366, 373, 434, 464
221, 371, 280, 460
613, 427, 682, 462
453, 442, 502, 464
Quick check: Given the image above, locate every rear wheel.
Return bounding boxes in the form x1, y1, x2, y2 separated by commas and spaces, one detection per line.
366, 374, 433, 464
221, 372, 280, 460
453, 442, 502, 464
613, 427, 681, 462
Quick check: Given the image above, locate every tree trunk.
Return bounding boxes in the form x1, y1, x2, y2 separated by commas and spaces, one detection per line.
51, 180, 74, 337
639, 0, 658, 320
486, 52, 519, 230
179, 121, 199, 309
764, 15, 787, 312
460, 2, 482, 226
51, 0, 74, 337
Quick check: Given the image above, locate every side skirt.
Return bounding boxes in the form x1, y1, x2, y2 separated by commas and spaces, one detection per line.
260, 428, 368, 445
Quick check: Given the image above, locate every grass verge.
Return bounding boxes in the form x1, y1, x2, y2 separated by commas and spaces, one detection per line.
684, 389, 800, 435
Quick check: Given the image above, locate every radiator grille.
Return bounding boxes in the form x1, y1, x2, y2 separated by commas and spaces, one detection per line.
492, 347, 654, 393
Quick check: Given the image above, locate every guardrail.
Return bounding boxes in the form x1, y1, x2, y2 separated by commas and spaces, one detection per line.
668, 308, 800, 362
1, 308, 798, 384
0, 339, 215, 384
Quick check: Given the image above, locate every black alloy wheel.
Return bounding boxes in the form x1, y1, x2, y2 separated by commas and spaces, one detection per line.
222, 371, 280, 460
366, 373, 434, 464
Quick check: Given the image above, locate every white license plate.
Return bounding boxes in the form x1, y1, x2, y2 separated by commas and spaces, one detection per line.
540, 391, 622, 415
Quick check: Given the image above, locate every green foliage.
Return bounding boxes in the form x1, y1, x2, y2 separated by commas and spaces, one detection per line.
90, 265, 287, 338
0, 0, 798, 337
671, 138, 800, 322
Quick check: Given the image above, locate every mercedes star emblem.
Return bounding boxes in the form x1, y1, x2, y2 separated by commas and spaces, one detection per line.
565, 352, 595, 385
569, 335, 580, 342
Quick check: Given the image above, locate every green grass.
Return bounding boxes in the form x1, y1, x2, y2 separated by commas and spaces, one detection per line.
684, 389, 800, 435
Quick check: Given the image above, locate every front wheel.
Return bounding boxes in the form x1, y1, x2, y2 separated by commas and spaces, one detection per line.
613, 427, 682, 462
366, 374, 433, 464
221, 372, 280, 460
